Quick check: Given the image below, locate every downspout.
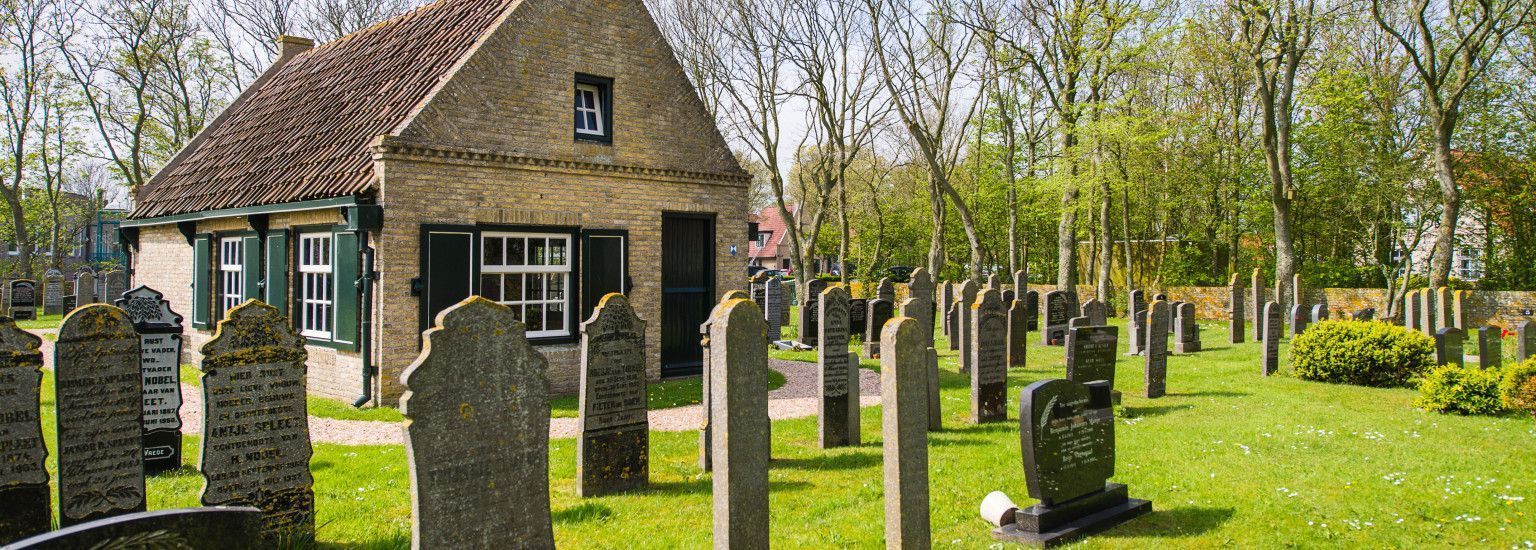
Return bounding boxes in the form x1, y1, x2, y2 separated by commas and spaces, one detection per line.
353, 233, 377, 407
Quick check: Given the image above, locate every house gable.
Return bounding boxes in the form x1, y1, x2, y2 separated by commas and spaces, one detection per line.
393, 0, 744, 180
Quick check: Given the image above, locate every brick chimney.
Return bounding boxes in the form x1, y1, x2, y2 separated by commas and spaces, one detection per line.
276, 35, 315, 63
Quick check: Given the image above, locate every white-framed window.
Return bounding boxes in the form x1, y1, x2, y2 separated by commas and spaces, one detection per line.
755, 230, 770, 248
219, 237, 243, 315
299, 233, 334, 339
480, 232, 571, 338
1456, 247, 1483, 280
575, 83, 605, 136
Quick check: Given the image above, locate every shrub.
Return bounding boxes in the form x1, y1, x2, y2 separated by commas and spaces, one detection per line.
1290, 320, 1435, 387
1415, 365, 1506, 416
1500, 359, 1536, 419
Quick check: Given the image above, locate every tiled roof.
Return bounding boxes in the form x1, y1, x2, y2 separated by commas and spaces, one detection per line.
749, 204, 796, 259
129, 0, 513, 219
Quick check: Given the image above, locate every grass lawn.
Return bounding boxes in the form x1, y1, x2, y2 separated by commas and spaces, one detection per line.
31, 317, 1536, 547
17, 313, 62, 330
549, 369, 788, 418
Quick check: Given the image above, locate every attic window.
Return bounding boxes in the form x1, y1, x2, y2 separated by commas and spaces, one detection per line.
574, 74, 613, 143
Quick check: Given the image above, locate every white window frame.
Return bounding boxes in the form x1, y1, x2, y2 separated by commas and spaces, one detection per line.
219, 237, 243, 316
575, 83, 605, 136
299, 233, 334, 340
481, 231, 572, 338
755, 230, 770, 248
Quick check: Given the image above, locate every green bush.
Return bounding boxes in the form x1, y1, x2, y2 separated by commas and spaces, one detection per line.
1415, 365, 1506, 415
1500, 358, 1536, 418
1290, 320, 1435, 387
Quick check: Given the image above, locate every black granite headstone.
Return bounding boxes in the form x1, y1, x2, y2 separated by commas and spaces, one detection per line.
1261, 302, 1281, 376
799, 279, 828, 347
1024, 290, 1039, 331
0, 318, 48, 544
116, 286, 185, 475
1353, 308, 1375, 322
9, 280, 36, 321
849, 298, 868, 340
1288, 304, 1307, 337
1042, 291, 1069, 346
866, 298, 894, 359
1066, 326, 1118, 385
1519, 320, 1535, 362
3, 507, 263, 550
1435, 327, 1464, 368
1477, 326, 1502, 370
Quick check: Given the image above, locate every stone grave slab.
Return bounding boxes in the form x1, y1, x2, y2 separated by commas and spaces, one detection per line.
850, 298, 869, 340
1174, 302, 1199, 354
1435, 327, 1464, 368
3, 507, 264, 550
1228, 274, 1244, 344
1024, 290, 1040, 332
55, 305, 145, 527
881, 318, 929, 548
970, 289, 1007, 424
1476, 326, 1502, 370
1007, 299, 1027, 368
74, 270, 96, 305
818, 286, 857, 448
1042, 291, 1069, 346
1288, 304, 1307, 337
1081, 299, 1108, 327
116, 286, 186, 475
1261, 302, 1281, 376
9, 280, 36, 321
799, 279, 827, 347
42, 271, 62, 316
1250, 269, 1264, 340
578, 294, 649, 497
939, 282, 954, 337
1519, 321, 1535, 362
1143, 302, 1169, 398
1067, 326, 1119, 386
0, 318, 47, 543
709, 299, 770, 547
957, 281, 979, 372
764, 277, 784, 341
865, 298, 894, 359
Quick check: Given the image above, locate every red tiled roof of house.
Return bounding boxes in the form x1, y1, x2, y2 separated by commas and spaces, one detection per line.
129, 0, 513, 219
750, 204, 796, 259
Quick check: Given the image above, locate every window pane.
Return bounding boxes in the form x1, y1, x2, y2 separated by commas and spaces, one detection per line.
480, 274, 501, 302
547, 274, 564, 300
575, 110, 586, 130
545, 302, 563, 331
526, 304, 544, 331
505, 274, 523, 301
549, 239, 567, 266
529, 239, 547, 266
484, 237, 503, 266
507, 238, 525, 266
585, 112, 599, 131
528, 273, 544, 300
509, 305, 523, 323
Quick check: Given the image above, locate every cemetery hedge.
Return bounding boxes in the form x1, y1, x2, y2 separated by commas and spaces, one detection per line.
1502, 359, 1536, 418
1415, 365, 1506, 415
1290, 320, 1435, 387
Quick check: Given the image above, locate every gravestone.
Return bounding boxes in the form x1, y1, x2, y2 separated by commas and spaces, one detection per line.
1436, 287, 1454, 332
0, 318, 47, 543
3, 507, 265, 550
947, 302, 962, 352
970, 289, 1008, 424
1310, 304, 1328, 324
402, 297, 553, 548
1228, 274, 1245, 344
55, 305, 145, 527
42, 270, 63, 316
763, 277, 784, 341
995, 379, 1149, 545
1476, 326, 1502, 370
1174, 302, 1200, 354
881, 318, 929, 549
865, 298, 894, 359
1453, 290, 1470, 330
199, 301, 314, 543
1042, 291, 1069, 346
1353, 308, 1375, 322
700, 291, 753, 473
62, 294, 76, 313
1404, 290, 1419, 331
849, 298, 869, 339
1066, 326, 1119, 385
1261, 302, 1281, 376
1288, 304, 1307, 337
750, 272, 768, 313
939, 282, 954, 337
1250, 269, 1264, 340
1435, 327, 1464, 368
799, 279, 828, 347
900, 269, 942, 432
876, 277, 896, 303
818, 286, 857, 448
1013, 270, 1028, 295
1519, 321, 1535, 362
577, 294, 648, 497
116, 286, 185, 475
1143, 302, 1169, 398
9, 280, 36, 321
1421, 289, 1437, 337
75, 270, 96, 305
1081, 299, 1108, 327
986, 272, 1000, 290
1127, 290, 1147, 322
1007, 298, 1027, 368
103, 270, 127, 302
957, 281, 979, 372
1127, 305, 1147, 356
709, 299, 770, 548
1024, 290, 1040, 332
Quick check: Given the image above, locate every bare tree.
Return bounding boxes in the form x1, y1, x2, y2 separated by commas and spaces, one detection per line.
198, 0, 298, 87
867, 0, 982, 280
1370, 0, 1532, 288
0, 0, 56, 278
302, 0, 416, 42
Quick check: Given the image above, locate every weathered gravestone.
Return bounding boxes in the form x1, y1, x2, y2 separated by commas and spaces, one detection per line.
1024, 290, 1040, 332
971, 289, 1008, 424
1007, 298, 1027, 369
939, 282, 954, 337
1042, 290, 1069, 346
1250, 269, 1264, 340
1143, 302, 1169, 398
986, 272, 1001, 290
1310, 304, 1328, 324
1127, 304, 1148, 356
819, 286, 858, 448
102, 270, 127, 302
849, 298, 869, 340
4, 507, 265, 550
946, 303, 962, 352
1289, 304, 1307, 337
865, 298, 894, 359
1421, 289, 1437, 337
876, 277, 896, 303
1229, 274, 1245, 344
899, 268, 942, 433
116, 286, 185, 475
763, 277, 784, 341
700, 290, 753, 473
199, 301, 314, 543
750, 272, 768, 313
1520, 321, 1536, 362
61, 295, 75, 313
1476, 326, 1502, 370
0, 318, 47, 543
1435, 327, 1465, 368
1081, 299, 1108, 327
993, 379, 1150, 545
1436, 287, 1454, 332
1454, 290, 1471, 330
799, 279, 828, 347
9, 280, 36, 321
881, 318, 929, 549
1067, 326, 1119, 387
577, 294, 648, 497
1261, 302, 1281, 376
709, 299, 771, 549
957, 281, 979, 371
1174, 302, 1200, 354
1404, 290, 1420, 331
1002, 289, 1015, 304
1353, 308, 1375, 322
401, 297, 554, 548
75, 270, 96, 305
55, 305, 145, 527
42, 270, 63, 316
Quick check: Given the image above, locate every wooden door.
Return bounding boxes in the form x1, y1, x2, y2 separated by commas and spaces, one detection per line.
660, 214, 714, 377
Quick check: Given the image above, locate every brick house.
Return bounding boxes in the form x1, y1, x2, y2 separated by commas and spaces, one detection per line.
122, 0, 750, 405
748, 204, 796, 271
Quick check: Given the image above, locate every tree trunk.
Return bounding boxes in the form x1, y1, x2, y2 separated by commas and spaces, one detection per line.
1428, 127, 1458, 287
927, 180, 945, 276
1097, 179, 1112, 302
1056, 125, 1079, 290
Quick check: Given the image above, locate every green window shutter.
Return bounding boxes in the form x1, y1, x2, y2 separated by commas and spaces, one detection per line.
192, 235, 212, 329
265, 231, 289, 316
241, 235, 261, 303
333, 230, 360, 349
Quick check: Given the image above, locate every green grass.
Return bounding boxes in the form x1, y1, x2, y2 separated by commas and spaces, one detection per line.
308, 396, 408, 423
16, 314, 62, 330
29, 318, 1536, 547
550, 369, 788, 418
